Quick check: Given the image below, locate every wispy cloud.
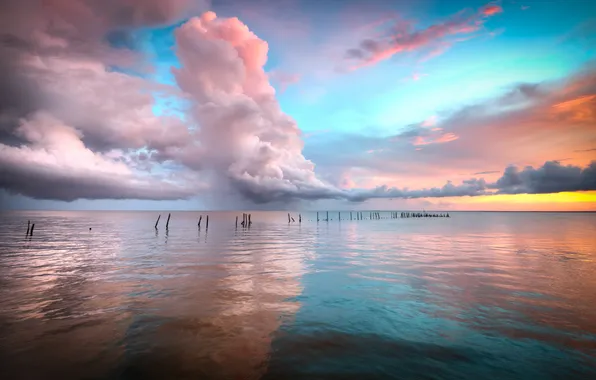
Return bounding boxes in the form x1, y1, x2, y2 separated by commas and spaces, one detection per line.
482, 4, 504, 17
344, 3, 503, 69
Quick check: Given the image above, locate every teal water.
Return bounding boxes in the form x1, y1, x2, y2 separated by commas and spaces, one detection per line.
0, 211, 595, 379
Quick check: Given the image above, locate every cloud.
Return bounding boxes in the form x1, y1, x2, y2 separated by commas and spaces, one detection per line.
0, 112, 197, 201
482, 4, 503, 16
347, 178, 490, 202
473, 171, 500, 175
344, 2, 503, 69
490, 161, 596, 195
389, 121, 459, 147
171, 12, 347, 204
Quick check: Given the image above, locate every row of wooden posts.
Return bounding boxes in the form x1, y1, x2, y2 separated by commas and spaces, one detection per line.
155, 213, 211, 230
25, 210, 451, 236
151, 211, 450, 230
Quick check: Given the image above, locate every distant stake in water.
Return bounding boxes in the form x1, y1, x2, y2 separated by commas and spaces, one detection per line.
198, 215, 202, 229
288, 213, 291, 223
317, 212, 319, 222
166, 213, 171, 230
206, 215, 209, 230
154, 214, 161, 229
26, 220, 30, 236
30, 224, 35, 237
236, 216, 238, 228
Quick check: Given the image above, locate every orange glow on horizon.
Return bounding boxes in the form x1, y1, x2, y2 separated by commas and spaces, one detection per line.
449, 191, 596, 211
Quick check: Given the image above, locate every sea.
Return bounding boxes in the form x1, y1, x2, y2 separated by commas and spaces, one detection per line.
0, 210, 595, 380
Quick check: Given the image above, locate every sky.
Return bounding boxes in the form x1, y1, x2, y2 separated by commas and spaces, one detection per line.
0, 0, 595, 211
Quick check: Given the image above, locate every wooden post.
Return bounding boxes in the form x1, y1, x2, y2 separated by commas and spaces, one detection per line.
288, 213, 291, 223
154, 215, 161, 229
338, 212, 340, 221
236, 216, 238, 228
326, 211, 329, 222
30, 224, 35, 236
206, 215, 209, 229
249, 214, 252, 225
350, 212, 352, 220
299, 214, 302, 223
198, 215, 202, 229
166, 213, 171, 229
317, 212, 319, 222
26, 220, 30, 236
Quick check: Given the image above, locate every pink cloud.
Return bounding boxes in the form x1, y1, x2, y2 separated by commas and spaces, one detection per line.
172, 11, 346, 203
345, 3, 503, 69
482, 4, 504, 16
413, 132, 459, 146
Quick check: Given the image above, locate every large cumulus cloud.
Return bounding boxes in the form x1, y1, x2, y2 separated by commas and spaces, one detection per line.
170, 11, 349, 203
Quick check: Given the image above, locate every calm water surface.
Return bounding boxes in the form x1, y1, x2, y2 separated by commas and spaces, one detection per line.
0, 211, 595, 379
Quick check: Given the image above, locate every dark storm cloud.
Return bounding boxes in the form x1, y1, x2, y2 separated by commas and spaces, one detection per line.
0, 164, 194, 202
490, 161, 596, 195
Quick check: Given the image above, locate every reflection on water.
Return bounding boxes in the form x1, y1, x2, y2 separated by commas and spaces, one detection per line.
0, 211, 595, 379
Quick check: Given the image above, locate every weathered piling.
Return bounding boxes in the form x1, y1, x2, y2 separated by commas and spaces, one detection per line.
317, 212, 319, 222
288, 213, 291, 223
154, 215, 161, 229
165, 213, 171, 229
236, 216, 238, 228
249, 214, 252, 225
299, 214, 302, 223
198, 215, 202, 229
350, 211, 353, 220
326, 211, 329, 222
206, 215, 209, 229
30, 224, 35, 236
338, 212, 341, 221
26, 220, 30, 236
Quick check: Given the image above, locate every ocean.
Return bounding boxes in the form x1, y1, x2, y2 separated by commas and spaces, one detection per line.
0, 210, 595, 379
